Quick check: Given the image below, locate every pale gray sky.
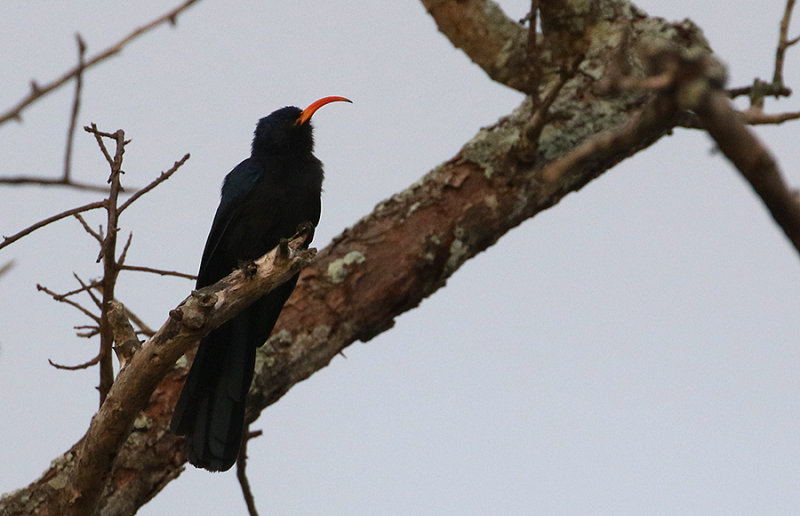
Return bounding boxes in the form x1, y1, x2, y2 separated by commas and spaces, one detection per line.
1, 1, 799, 514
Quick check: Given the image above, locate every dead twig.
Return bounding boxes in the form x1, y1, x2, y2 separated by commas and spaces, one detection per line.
0, 0, 200, 127
0, 261, 15, 278
64, 34, 86, 183
74, 213, 103, 244
726, 0, 797, 104
37, 283, 102, 324
236, 428, 263, 516
119, 264, 196, 280
774, 0, 799, 87
0, 177, 117, 192
90, 126, 128, 405
0, 200, 105, 251
73, 273, 103, 310
48, 351, 103, 371
118, 153, 191, 213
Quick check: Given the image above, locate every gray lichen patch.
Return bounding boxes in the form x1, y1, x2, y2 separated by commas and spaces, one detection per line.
445, 235, 470, 278
461, 117, 521, 179
327, 251, 366, 283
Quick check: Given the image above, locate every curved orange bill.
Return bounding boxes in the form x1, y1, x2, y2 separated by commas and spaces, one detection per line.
295, 96, 352, 125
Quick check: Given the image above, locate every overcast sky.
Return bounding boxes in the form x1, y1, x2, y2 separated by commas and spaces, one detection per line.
1, 1, 799, 514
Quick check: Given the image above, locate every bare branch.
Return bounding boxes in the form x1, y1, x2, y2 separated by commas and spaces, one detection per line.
84, 124, 117, 169
739, 107, 800, 125
421, 0, 530, 92
64, 34, 86, 183
727, 81, 792, 101
119, 264, 196, 280
694, 89, 800, 254
73, 213, 103, 243
0, 0, 201, 126
52, 232, 314, 515
774, 0, 798, 86
117, 232, 134, 267
36, 283, 101, 324
118, 153, 191, 213
236, 427, 263, 516
0, 200, 105, 251
0, 261, 14, 278
0, 176, 115, 192
73, 273, 103, 310
96, 128, 128, 405
48, 351, 103, 371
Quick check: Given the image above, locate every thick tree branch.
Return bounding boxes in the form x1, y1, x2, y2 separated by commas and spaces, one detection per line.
4, 4, 795, 515
694, 89, 800, 253
0, 233, 314, 515
86, 26, 698, 515
421, 0, 531, 91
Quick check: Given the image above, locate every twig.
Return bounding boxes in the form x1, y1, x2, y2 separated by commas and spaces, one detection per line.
119, 264, 196, 280
0, 261, 15, 278
37, 283, 101, 324
49, 350, 103, 371
74, 213, 103, 244
516, 58, 579, 162
774, 0, 799, 86
64, 34, 86, 183
727, 82, 792, 100
45, 275, 100, 303
75, 327, 101, 339
0, 0, 201, 126
73, 273, 103, 310
118, 153, 191, 213
236, 428, 263, 516
85, 124, 117, 169
0, 200, 105, 251
739, 107, 800, 125
0, 177, 115, 192
117, 233, 134, 267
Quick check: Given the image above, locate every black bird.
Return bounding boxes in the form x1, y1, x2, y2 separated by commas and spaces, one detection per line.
171, 96, 351, 471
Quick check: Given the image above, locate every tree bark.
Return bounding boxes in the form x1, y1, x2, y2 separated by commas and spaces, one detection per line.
0, 1, 749, 514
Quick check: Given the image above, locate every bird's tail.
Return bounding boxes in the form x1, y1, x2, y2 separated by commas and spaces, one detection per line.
170, 316, 255, 472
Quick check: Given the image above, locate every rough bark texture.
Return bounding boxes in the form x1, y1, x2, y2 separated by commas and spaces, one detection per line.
0, 235, 314, 515
1, 1, 734, 514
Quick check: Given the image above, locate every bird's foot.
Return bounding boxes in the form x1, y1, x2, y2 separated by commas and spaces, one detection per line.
294, 222, 315, 247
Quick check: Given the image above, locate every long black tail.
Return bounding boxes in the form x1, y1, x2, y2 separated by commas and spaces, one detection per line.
170, 276, 299, 471
171, 315, 255, 471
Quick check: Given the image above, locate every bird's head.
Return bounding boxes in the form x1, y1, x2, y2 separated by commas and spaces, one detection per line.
252, 96, 351, 158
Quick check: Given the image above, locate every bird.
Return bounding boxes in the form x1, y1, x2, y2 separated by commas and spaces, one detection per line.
170, 96, 351, 471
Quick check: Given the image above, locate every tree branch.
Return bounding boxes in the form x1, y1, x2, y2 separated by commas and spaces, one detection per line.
0, 200, 106, 251
63, 34, 86, 184
119, 264, 196, 280
0, 233, 315, 516
118, 153, 191, 213
774, 0, 798, 87
0, 0, 200, 127
693, 89, 800, 253
421, 0, 531, 92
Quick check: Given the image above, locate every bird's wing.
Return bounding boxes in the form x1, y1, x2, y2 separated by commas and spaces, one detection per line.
195, 158, 264, 288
